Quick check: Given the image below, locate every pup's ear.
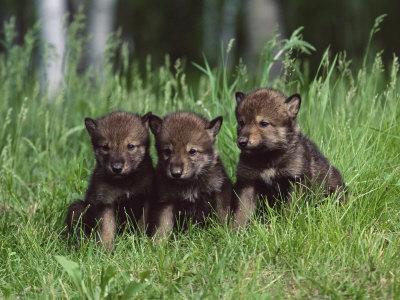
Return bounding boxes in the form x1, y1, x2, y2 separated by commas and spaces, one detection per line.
285, 93, 301, 118
207, 116, 223, 138
84, 117, 98, 137
141, 112, 152, 128
148, 114, 163, 135
235, 91, 245, 105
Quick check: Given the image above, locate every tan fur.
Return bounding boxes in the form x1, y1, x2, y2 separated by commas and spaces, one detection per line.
148, 112, 232, 237
152, 203, 174, 241
260, 168, 277, 185
88, 112, 151, 176
66, 111, 155, 250
232, 185, 256, 229
233, 88, 346, 227
99, 206, 116, 251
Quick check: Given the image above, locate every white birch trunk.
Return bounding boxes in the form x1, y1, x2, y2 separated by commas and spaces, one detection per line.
245, 0, 284, 72
87, 0, 116, 71
38, 0, 66, 97
220, 0, 240, 67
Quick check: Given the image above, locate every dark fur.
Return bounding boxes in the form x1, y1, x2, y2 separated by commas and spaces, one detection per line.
66, 111, 154, 249
232, 88, 346, 227
148, 112, 232, 238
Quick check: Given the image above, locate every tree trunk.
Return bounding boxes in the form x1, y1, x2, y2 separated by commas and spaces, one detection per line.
38, 0, 66, 97
87, 0, 116, 72
202, 0, 219, 63
220, 0, 241, 67
245, 0, 284, 72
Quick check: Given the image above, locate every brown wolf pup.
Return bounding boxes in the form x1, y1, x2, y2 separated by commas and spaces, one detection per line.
232, 88, 346, 228
148, 112, 232, 239
66, 111, 154, 250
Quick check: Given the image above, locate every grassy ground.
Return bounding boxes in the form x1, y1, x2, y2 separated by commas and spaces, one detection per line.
1, 18, 400, 298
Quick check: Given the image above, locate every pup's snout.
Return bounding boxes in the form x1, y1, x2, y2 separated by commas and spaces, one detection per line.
111, 162, 124, 174
170, 166, 183, 178
238, 137, 249, 148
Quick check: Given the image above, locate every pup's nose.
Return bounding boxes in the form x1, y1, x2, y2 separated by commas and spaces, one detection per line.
170, 167, 183, 178
238, 137, 248, 148
111, 162, 124, 174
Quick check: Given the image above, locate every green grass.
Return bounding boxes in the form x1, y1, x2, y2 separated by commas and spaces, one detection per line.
1, 17, 400, 298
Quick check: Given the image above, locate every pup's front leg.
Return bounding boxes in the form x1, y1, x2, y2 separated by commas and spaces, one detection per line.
153, 202, 174, 241
99, 204, 116, 251
137, 199, 150, 233
232, 183, 256, 229
214, 181, 233, 224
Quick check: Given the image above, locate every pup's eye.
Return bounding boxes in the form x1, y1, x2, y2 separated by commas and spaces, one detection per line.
100, 145, 109, 152
127, 143, 136, 150
238, 120, 245, 127
188, 148, 197, 156
163, 148, 172, 156
259, 121, 269, 128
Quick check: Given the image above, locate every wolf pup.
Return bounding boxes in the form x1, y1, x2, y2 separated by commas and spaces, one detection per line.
66, 111, 154, 250
148, 112, 232, 239
233, 88, 346, 227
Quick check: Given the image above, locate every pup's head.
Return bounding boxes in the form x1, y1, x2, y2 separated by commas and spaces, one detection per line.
149, 112, 222, 181
235, 88, 301, 153
85, 111, 151, 177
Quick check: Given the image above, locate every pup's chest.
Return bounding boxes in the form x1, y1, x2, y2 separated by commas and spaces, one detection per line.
122, 189, 135, 199
169, 185, 216, 204
259, 168, 279, 185
178, 186, 201, 203
104, 185, 142, 203
257, 167, 302, 190
163, 174, 222, 203
160, 174, 223, 204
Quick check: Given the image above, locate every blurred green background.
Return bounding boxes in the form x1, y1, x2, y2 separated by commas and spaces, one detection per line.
0, 0, 399, 71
